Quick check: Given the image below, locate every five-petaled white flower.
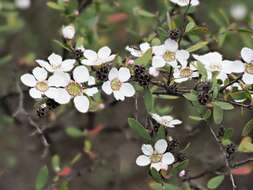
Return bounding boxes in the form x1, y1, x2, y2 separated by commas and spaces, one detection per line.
193, 52, 242, 82
102, 67, 135, 101
151, 113, 182, 128
170, 0, 199, 7
136, 139, 175, 171
81, 46, 116, 66
173, 61, 199, 83
20, 67, 57, 99
152, 38, 190, 69
62, 24, 76, 40
126, 42, 151, 58
36, 53, 76, 73
51, 66, 98, 113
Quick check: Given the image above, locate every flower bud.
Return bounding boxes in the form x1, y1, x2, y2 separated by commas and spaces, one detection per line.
62, 24, 75, 40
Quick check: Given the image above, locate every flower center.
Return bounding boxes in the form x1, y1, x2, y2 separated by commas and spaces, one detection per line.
180, 67, 193, 78
209, 63, 222, 72
36, 81, 49, 92
66, 82, 82, 96
111, 79, 122, 91
163, 51, 176, 62
150, 153, 163, 163
245, 63, 253, 74
52, 64, 61, 70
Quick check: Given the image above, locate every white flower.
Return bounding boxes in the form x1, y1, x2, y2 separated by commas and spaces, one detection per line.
36, 53, 76, 73
20, 67, 57, 99
170, 0, 199, 7
173, 62, 199, 83
51, 66, 98, 113
81, 46, 116, 66
15, 0, 31, 9
152, 38, 190, 69
102, 67, 135, 101
136, 139, 175, 171
230, 4, 247, 21
239, 47, 253, 84
126, 42, 151, 58
62, 24, 76, 40
151, 113, 182, 128
193, 52, 243, 82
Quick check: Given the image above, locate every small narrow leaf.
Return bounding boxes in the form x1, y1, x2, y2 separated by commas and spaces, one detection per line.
242, 118, 253, 136
144, 89, 154, 112
186, 41, 209, 53
213, 105, 223, 124
35, 166, 49, 190
128, 118, 152, 141
207, 175, 224, 189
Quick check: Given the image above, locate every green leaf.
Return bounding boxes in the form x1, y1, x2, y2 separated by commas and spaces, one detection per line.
183, 91, 198, 102
185, 21, 196, 33
207, 175, 224, 189
144, 89, 154, 112
186, 41, 209, 53
171, 160, 189, 176
238, 136, 253, 152
242, 118, 253, 136
47, 2, 65, 11
128, 118, 152, 141
35, 166, 49, 190
213, 101, 234, 110
65, 127, 84, 138
156, 126, 166, 140
133, 7, 156, 18
135, 48, 152, 66
149, 168, 162, 183
189, 115, 205, 121
213, 105, 223, 124
51, 155, 60, 172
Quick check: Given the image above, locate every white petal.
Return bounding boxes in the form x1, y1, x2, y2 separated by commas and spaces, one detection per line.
74, 96, 89, 113
193, 52, 223, 67
84, 87, 98, 96
113, 91, 125, 101
102, 54, 116, 63
169, 119, 182, 126
176, 50, 190, 67
32, 67, 48, 81
151, 113, 162, 123
48, 72, 70, 87
98, 46, 112, 59
120, 83, 135, 97
81, 59, 96, 66
149, 67, 160, 77
48, 53, 62, 66
126, 46, 142, 57
102, 81, 112, 95
118, 67, 131, 82
162, 152, 175, 165
88, 76, 96, 86
29, 88, 42, 99
191, 0, 199, 6
61, 59, 76, 72
164, 38, 178, 52
136, 155, 151, 166
44, 87, 58, 99
140, 42, 151, 53
108, 67, 119, 80
242, 73, 253, 84
54, 88, 71, 104
150, 162, 164, 171
36, 60, 54, 72
217, 72, 228, 82
153, 45, 166, 56
83, 49, 98, 61
154, 139, 168, 154
241, 47, 253, 63
20, 74, 36, 87
73, 66, 89, 83
152, 56, 166, 68
223, 60, 245, 74
141, 144, 153, 156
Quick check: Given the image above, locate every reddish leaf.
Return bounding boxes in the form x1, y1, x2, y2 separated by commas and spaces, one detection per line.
232, 165, 253, 176
107, 13, 128, 23
87, 124, 105, 138
57, 167, 72, 177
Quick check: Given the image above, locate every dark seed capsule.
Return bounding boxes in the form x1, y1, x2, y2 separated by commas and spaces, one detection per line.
134, 65, 151, 86
96, 65, 110, 81
74, 49, 84, 59
168, 29, 181, 40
